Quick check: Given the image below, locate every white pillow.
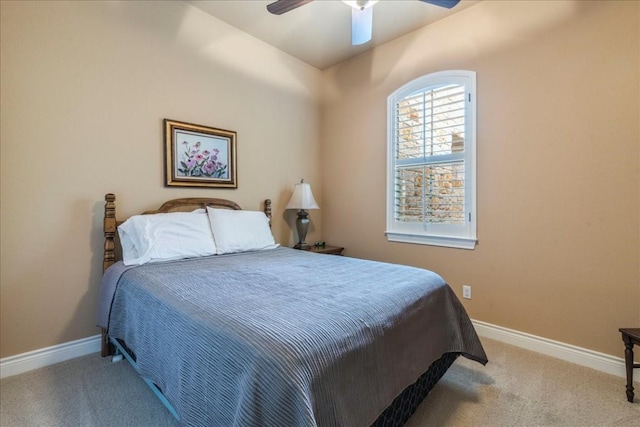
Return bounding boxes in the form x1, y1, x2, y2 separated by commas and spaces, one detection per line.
206, 207, 279, 255
118, 211, 216, 266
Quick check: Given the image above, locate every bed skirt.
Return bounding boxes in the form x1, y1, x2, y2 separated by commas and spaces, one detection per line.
371, 352, 459, 426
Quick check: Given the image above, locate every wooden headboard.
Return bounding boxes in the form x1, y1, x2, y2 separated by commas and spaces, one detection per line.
102, 193, 272, 272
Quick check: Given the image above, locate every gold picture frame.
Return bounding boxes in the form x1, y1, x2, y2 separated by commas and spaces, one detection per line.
164, 119, 237, 188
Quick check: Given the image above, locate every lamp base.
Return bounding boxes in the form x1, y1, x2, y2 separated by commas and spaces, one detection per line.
294, 209, 310, 249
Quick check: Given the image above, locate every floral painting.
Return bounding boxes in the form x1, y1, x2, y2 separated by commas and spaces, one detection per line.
178, 138, 227, 179
164, 119, 237, 188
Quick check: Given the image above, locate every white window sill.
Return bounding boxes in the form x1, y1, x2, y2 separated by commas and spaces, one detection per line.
385, 231, 477, 250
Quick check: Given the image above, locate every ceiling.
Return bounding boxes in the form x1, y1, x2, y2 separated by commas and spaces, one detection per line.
187, 0, 479, 70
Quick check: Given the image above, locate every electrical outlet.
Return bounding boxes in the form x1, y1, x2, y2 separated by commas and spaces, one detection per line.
462, 285, 471, 299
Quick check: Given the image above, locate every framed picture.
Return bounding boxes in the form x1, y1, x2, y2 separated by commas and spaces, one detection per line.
164, 119, 237, 188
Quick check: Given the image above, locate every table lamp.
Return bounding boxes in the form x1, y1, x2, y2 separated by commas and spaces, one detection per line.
285, 179, 319, 249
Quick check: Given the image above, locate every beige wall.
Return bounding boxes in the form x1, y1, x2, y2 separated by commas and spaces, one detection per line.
1, 0, 638, 361
321, 0, 640, 357
0, 1, 322, 357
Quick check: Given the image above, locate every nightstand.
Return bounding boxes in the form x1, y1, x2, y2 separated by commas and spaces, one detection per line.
298, 244, 344, 255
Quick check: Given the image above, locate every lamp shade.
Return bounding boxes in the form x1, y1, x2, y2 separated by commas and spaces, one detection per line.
285, 181, 319, 210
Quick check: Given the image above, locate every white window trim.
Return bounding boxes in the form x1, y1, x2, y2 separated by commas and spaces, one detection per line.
386, 70, 477, 250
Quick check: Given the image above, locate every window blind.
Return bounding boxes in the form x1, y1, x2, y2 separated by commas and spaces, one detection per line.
394, 83, 466, 225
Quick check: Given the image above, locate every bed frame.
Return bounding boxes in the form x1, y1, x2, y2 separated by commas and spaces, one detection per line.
100, 193, 457, 426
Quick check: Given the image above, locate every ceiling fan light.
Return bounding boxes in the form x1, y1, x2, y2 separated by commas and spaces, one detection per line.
351, 6, 374, 45
342, 0, 379, 11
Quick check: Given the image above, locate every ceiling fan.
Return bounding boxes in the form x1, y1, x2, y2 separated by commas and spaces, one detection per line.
266, 0, 461, 46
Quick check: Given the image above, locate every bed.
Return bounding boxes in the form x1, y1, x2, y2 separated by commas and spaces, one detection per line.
97, 193, 487, 427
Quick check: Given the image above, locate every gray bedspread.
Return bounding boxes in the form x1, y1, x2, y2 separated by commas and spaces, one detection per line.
100, 247, 487, 427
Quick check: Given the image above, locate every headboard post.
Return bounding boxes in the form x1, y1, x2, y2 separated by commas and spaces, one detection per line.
103, 193, 117, 273
264, 199, 272, 221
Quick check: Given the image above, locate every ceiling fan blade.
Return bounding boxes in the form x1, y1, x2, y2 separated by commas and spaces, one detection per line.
351, 6, 373, 45
418, 0, 461, 9
266, 0, 313, 15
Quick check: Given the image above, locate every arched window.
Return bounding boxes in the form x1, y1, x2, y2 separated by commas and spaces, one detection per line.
386, 70, 477, 249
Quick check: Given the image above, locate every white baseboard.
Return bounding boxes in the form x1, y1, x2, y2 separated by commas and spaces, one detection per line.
472, 319, 630, 380
0, 334, 101, 379
0, 322, 632, 381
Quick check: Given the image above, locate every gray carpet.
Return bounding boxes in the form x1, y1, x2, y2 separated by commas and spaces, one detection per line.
1, 338, 638, 426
